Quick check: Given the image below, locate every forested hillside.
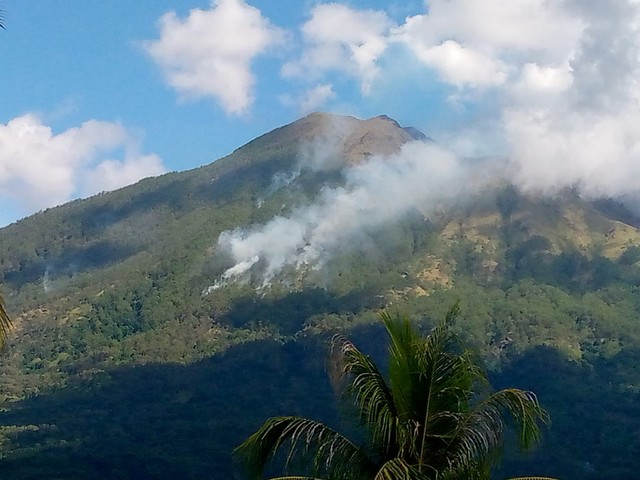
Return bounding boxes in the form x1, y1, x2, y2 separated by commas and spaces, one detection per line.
1, 113, 640, 479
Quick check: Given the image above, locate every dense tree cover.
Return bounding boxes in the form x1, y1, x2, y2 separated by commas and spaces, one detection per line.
494, 346, 640, 480
3, 200, 640, 478
0, 339, 337, 479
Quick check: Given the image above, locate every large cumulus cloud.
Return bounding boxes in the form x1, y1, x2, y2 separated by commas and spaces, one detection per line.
0, 114, 165, 221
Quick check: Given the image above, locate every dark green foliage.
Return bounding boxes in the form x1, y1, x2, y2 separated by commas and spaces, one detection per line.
221, 287, 382, 334
0, 339, 337, 479
505, 235, 551, 278
86, 291, 146, 340
618, 245, 640, 265
496, 185, 520, 222
502, 236, 637, 294
494, 346, 640, 480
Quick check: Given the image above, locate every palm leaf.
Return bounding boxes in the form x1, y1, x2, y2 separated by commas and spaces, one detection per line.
373, 458, 427, 480
333, 334, 400, 456
382, 310, 425, 419
238, 305, 551, 480
415, 346, 481, 470
447, 389, 548, 473
235, 416, 374, 480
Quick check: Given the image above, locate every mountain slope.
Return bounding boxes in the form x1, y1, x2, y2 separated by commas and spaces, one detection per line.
1, 113, 640, 479
0, 112, 425, 390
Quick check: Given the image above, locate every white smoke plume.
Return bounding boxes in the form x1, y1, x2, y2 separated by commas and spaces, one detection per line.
253, 115, 360, 209
216, 139, 491, 286
255, 169, 301, 208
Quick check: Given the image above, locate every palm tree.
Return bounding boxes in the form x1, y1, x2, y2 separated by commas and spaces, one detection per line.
236, 305, 554, 479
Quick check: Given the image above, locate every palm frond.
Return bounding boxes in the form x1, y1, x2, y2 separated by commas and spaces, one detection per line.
0, 293, 12, 349
373, 458, 428, 480
416, 344, 482, 469
333, 334, 400, 455
385, 309, 480, 414
448, 388, 548, 471
481, 389, 548, 450
381, 311, 428, 419
235, 416, 373, 480
444, 300, 462, 325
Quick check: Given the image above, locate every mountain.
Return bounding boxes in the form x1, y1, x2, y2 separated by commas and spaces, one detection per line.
2, 112, 640, 479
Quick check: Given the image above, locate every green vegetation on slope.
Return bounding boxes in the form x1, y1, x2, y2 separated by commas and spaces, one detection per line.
1, 115, 640, 478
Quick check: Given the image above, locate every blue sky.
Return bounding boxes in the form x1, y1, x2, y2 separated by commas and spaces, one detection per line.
2, 0, 640, 226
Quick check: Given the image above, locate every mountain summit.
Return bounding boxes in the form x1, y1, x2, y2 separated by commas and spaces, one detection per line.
226, 111, 427, 168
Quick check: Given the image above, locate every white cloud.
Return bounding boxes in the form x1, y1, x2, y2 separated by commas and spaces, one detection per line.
275, 0, 585, 105
514, 62, 574, 96
282, 3, 393, 94
506, 108, 628, 194
300, 84, 336, 113
392, 0, 584, 90
145, 0, 286, 115
83, 154, 165, 196
504, 1, 640, 199
415, 40, 509, 88
395, 0, 584, 60
375, 0, 640, 206
0, 114, 165, 219
281, 84, 336, 113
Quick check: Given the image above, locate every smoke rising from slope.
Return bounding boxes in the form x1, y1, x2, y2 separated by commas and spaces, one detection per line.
216, 139, 491, 286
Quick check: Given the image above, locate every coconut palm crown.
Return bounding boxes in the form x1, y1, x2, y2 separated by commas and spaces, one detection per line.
236, 305, 552, 479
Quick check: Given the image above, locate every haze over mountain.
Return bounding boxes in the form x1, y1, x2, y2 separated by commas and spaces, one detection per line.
2, 113, 640, 479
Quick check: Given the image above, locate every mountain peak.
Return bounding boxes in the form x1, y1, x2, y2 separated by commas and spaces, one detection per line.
236, 112, 428, 167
